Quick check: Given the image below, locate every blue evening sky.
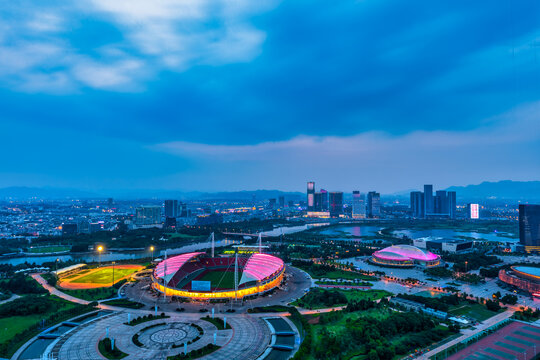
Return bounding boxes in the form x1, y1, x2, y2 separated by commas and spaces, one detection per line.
0, 0, 539, 193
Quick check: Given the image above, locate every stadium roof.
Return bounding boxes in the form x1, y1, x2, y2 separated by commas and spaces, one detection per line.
373, 245, 439, 261
239, 253, 284, 285
155, 252, 204, 284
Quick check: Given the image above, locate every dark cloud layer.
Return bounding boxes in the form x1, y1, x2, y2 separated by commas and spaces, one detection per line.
0, 0, 538, 191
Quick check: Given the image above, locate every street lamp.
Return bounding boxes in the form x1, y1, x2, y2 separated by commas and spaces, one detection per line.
150, 246, 155, 262
465, 261, 468, 273
97, 245, 103, 266
112, 261, 115, 286
55, 258, 59, 277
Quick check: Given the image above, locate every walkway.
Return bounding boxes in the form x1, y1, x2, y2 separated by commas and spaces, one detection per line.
419, 310, 515, 359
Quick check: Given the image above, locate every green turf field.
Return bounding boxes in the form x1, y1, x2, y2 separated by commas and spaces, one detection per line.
27, 245, 70, 253
197, 271, 236, 289
71, 268, 138, 284
448, 303, 499, 322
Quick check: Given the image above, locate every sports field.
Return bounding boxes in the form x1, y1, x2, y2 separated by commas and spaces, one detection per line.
447, 321, 540, 360
58, 265, 143, 289
197, 270, 236, 289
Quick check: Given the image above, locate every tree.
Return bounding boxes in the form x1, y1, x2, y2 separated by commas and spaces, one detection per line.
368, 349, 379, 360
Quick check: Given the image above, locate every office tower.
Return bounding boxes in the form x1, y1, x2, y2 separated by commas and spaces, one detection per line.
367, 191, 381, 218
352, 191, 366, 218
468, 203, 479, 219
410, 191, 424, 218
164, 200, 179, 218
307, 181, 315, 211
320, 189, 329, 211
135, 206, 162, 226
519, 204, 540, 253
279, 196, 285, 208
107, 198, 114, 208
423, 185, 433, 217
268, 198, 277, 209
434, 190, 447, 214
329, 192, 343, 217
447, 191, 456, 219
314, 192, 323, 211
178, 202, 189, 217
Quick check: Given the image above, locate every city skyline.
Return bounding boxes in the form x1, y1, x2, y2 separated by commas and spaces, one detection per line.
0, 0, 539, 192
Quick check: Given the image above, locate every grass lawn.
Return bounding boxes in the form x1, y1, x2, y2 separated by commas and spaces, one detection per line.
71, 268, 139, 284
198, 271, 235, 289
341, 289, 392, 302
167, 233, 205, 240
415, 290, 444, 298
62, 287, 118, 301
292, 289, 392, 309
101, 299, 144, 309
0, 295, 86, 357
0, 315, 42, 343
448, 303, 498, 322
27, 245, 70, 253
324, 270, 376, 281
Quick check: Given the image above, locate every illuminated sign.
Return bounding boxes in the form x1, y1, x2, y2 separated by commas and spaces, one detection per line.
470, 204, 479, 219
191, 281, 211, 291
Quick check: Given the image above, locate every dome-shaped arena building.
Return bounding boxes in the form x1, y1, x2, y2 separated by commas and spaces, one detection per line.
499, 266, 540, 295
152, 252, 285, 300
371, 245, 441, 268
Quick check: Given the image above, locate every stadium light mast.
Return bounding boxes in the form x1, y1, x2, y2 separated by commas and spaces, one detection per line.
258, 233, 262, 254
163, 250, 168, 302
234, 248, 238, 301
211, 232, 215, 258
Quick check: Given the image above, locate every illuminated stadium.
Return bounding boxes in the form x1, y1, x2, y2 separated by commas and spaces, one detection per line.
499, 266, 540, 295
371, 245, 441, 268
152, 252, 285, 300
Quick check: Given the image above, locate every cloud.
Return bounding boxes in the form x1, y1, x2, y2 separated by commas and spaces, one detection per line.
0, 0, 276, 92
149, 101, 540, 192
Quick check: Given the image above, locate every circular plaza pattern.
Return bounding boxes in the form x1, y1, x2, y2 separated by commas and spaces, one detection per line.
150, 328, 187, 344
48, 312, 272, 360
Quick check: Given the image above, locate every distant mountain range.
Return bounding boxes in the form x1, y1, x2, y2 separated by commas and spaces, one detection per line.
0, 180, 538, 201
0, 186, 304, 201
446, 180, 540, 201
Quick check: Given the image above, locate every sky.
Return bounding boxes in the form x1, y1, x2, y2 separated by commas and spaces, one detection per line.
0, 0, 539, 194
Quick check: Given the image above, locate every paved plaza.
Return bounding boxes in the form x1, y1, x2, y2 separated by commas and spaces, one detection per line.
50, 311, 272, 360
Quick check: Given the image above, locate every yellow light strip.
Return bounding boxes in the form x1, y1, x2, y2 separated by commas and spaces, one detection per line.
153, 270, 285, 299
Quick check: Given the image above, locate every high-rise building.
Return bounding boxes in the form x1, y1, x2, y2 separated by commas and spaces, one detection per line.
329, 192, 343, 218
268, 198, 277, 209
410, 191, 424, 218
468, 203, 479, 219
135, 206, 162, 226
320, 189, 329, 211
423, 185, 433, 217
107, 198, 114, 208
352, 191, 366, 218
447, 191, 456, 219
434, 191, 447, 214
307, 181, 315, 211
164, 200, 179, 218
411, 186, 455, 218
314, 192, 323, 211
367, 191, 381, 218
519, 205, 540, 253
279, 196, 285, 208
